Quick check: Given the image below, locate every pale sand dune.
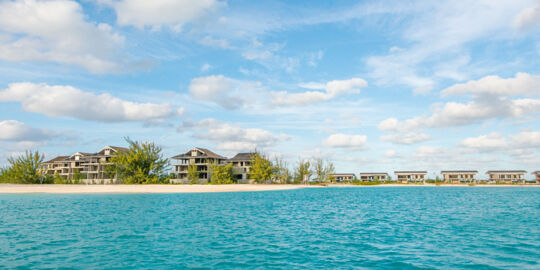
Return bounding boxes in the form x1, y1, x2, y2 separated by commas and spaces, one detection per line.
0, 184, 315, 194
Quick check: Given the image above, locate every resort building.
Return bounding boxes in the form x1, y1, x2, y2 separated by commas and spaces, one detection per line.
227, 153, 254, 184
441, 170, 478, 184
486, 170, 527, 184
394, 171, 427, 183
533, 171, 540, 184
40, 146, 128, 184
359, 173, 389, 182
330, 173, 355, 183
170, 147, 227, 184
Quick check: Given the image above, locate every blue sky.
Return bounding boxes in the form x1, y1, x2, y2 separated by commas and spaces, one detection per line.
1, 0, 539, 179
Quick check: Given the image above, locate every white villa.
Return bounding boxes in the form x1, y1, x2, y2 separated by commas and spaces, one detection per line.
395, 171, 427, 183
486, 170, 527, 184
441, 170, 478, 184
359, 172, 389, 182
330, 173, 355, 183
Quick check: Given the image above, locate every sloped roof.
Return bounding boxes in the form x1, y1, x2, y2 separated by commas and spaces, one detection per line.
486, 170, 527, 174
171, 147, 226, 160
359, 172, 389, 175
441, 170, 478, 173
43, 156, 69, 164
394, 171, 428, 174
228, 153, 254, 161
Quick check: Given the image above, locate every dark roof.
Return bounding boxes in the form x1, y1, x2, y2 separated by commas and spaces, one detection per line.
43, 156, 68, 163
486, 170, 527, 173
331, 173, 356, 176
394, 171, 428, 174
171, 147, 226, 160
359, 172, 389, 175
228, 153, 254, 161
441, 170, 478, 173
109, 146, 129, 153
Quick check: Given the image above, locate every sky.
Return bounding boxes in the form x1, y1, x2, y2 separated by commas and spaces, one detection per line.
0, 0, 539, 179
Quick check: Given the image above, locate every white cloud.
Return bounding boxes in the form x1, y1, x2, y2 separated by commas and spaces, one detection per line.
271, 78, 367, 106
381, 132, 431, 145
200, 63, 212, 72
514, 6, 540, 30
460, 131, 540, 153
323, 133, 367, 148
0, 120, 58, 142
384, 149, 397, 158
441, 73, 540, 97
107, 0, 223, 31
460, 132, 509, 151
0, 0, 130, 73
200, 36, 234, 49
509, 130, 540, 148
188, 75, 261, 109
177, 118, 290, 152
0, 82, 177, 123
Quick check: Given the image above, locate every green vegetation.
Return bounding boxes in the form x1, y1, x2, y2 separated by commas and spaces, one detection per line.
273, 156, 292, 184
249, 152, 273, 183
313, 158, 335, 184
187, 164, 199, 184
0, 150, 49, 184
209, 162, 235, 184
294, 159, 312, 184
106, 138, 169, 184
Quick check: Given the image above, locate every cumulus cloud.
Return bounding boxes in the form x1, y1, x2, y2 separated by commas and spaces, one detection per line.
0, 0, 133, 73
106, 0, 222, 31
177, 118, 290, 152
323, 133, 367, 148
514, 7, 540, 30
271, 78, 367, 106
441, 73, 540, 97
0, 120, 58, 142
460, 131, 540, 152
188, 75, 261, 109
460, 132, 509, 151
0, 82, 178, 123
381, 132, 431, 145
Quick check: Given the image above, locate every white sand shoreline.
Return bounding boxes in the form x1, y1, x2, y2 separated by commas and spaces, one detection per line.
0, 183, 538, 194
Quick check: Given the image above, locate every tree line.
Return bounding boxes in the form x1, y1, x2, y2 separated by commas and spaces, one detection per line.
0, 138, 336, 185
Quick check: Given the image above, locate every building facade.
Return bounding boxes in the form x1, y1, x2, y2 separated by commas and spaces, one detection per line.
40, 146, 128, 184
486, 170, 527, 184
533, 171, 540, 184
359, 172, 389, 182
227, 153, 254, 184
170, 148, 227, 184
330, 173, 355, 183
394, 171, 427, 183
441, 170, 478, 183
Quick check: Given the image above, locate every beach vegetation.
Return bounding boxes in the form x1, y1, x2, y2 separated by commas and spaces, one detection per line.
249, 152, 273, 183
294, 159, 312, 184
106, 138, 169, 184
187, 165, 199, 184
0, 150, 46, 184
209, 162, 235, 184
273, 156, 292, 184
313, 158, 335, 184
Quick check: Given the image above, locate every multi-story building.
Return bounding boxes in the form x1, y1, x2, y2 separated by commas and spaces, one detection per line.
441, 170, 478, 184
40, 146, 128, 184
228, 153, 254, 184
486, 170, 527, 184
330, 173, 355, 183
532, 171, 540, 184
395, 171, 427, 183
170, 147, 227, 184
359, 172, 389, 182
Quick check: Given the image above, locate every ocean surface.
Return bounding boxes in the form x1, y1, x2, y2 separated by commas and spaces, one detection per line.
0, 187, 539, 269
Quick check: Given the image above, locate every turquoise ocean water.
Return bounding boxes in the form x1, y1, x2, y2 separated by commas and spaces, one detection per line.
0, 187, 539, 269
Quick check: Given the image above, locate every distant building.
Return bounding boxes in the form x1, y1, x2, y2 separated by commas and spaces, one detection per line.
227, 153, 254, 184
394, 171, 427, 183
330, 173, 355, 183
359, 172, 389, 182
441, 170, 478, 184
532, 171, 540, 184
170, 147, 227, 184
40, 146, 128, 184
486, 170, 527, 184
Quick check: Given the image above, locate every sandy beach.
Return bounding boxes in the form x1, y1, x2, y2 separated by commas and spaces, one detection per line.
0, 184, 538, 194
0, 184, 314, 194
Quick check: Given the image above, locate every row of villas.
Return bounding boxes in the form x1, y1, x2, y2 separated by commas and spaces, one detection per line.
41, 146, 540, 184
333, 170, 540, 184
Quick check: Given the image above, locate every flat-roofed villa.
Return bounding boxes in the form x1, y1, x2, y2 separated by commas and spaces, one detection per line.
227, 153, 254, 184
441, 170, 478, 184
394, 171, 427, 183
486, 170, 527, 184
170, 147, 227, 184
359, 172, 389, 182
40, 146, 128, 184
330, 173, 355, 183
533, 171, 540, 184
